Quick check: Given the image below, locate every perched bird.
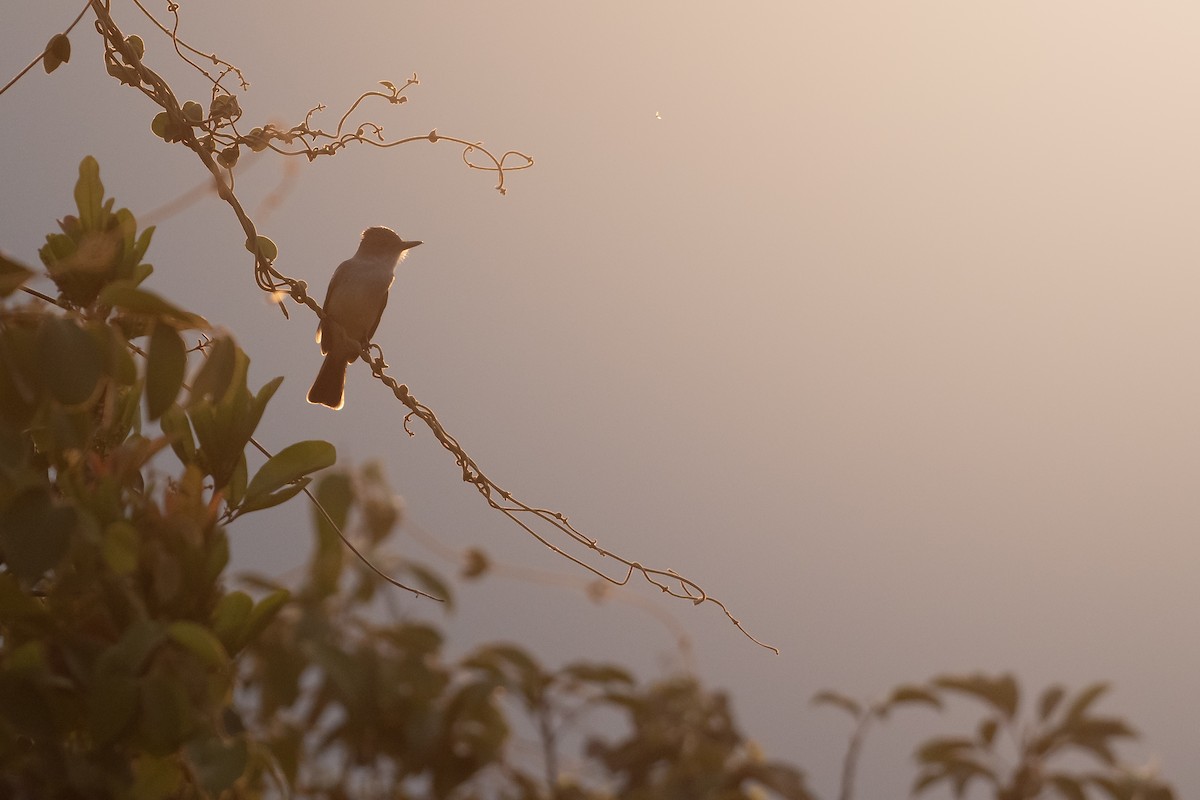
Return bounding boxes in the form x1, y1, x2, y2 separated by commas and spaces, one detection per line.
307, 226, 422, 409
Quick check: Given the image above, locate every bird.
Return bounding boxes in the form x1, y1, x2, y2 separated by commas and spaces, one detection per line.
307, 226, 421, 409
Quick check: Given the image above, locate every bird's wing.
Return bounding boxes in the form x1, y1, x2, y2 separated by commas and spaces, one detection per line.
364, 288, 390, 344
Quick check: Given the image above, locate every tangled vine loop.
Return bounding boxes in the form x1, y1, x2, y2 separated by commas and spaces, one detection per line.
62, 1, 776, 651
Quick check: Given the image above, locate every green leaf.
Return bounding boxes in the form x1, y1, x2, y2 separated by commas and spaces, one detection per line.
74, 156, 103, 230
130, 225, 155, 269
933, 673, 1019, 720
0, 488, 75, 581
166, 620, 229, 669
246, 235, 277, 262
99, 281, 209, 329
37, 316, 104, 405
100, 620, 167, 673
186, 735, 248, 796
159, 403, 196, 464
125, 34, 145, 60
243, 589, 289, 643
236, 477, 310, 515
211, 591, 253, 652
138, 675, 194, 754
244, 374, 284, 444
217, 145, 241, 170
151, 112, 169, 140
812, 690, 862, 718
189, 336, 235, 403
0, 253, 34, 296
244, 440, 335, 507
105, 325, 139, 385
181, 101, 204, 123
313, 470, 353, 538
43, 33, 71, 74
226, 451, 248, 509
102, 520, 139, 575
146, 324, 186, 420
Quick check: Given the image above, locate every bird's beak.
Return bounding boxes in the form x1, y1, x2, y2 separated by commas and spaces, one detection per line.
401, 240, 423, 251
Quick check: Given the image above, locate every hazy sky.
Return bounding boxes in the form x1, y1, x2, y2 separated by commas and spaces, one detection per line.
4, 1, 1200, 796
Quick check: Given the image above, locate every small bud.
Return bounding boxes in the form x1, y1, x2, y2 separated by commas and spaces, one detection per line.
216, 145, 240, 169
125, 35, 145, 60
43, 34, 71, 74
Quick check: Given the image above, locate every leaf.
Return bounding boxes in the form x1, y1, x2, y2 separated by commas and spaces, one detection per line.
217, 145, 241, 170
211, 591, 253, 652
125, 34, 145, 60
461, 546, 490, 579
139, 676, 194, 754
145, 324, 186, 420
226, 451, 248, 509
188, 335, 235, 403
99, 281, 209, 329
181, 101, 204, 123
915, 737, 976, 764
244, 440, 335, 507
313, 471, 354, 538
99, 619, 167, 673
244, 375, 284, 446
186, 735, 248, 796
0, 253, 34, 296
43, 33, 71, 74
1063, 682, 1110, 723
159, 403, 196, 464
811, 690, 862, 718
404, 562, 452, 606
151, 112, 169, 140
933, 673, 1019, 719
0, 488, 75, 581
166, 620, 229, 669
242, 589, 289, 643
74, 156, 103, 231
1038, 684, 1066, 721
130, 225, 155, 269
977, 718, 998, 747
887, 684, 942, 710
561, 662, 635, 686
102, 521, 140, 575
37, 316, 104, 405
105, 324, 139, 385
236, 476, 310, 514
246, 234, 277, 262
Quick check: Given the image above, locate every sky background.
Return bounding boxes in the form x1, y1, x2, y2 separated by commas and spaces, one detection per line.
4, 1, 1200, 796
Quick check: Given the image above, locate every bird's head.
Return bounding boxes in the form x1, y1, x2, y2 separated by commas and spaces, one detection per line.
360, 226, 422, 259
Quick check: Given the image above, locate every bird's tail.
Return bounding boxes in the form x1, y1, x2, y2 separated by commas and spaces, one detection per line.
307, 352, 349, 409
